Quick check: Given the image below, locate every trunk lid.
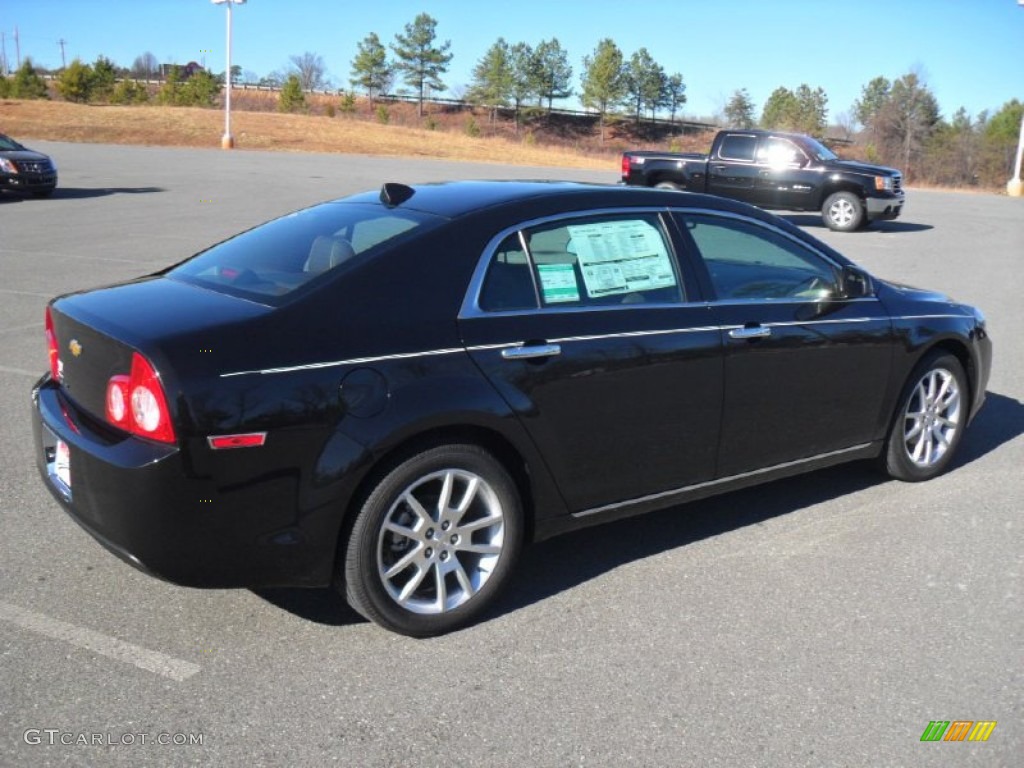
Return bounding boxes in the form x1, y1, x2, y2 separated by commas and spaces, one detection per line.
49, 276, 271, 424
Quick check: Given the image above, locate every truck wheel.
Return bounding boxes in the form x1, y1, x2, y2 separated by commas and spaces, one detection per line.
822, 191, 864, 232
654, 181, 683, 191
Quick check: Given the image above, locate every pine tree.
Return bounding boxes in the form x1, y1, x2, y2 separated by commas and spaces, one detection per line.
278, 74, 307, 113
580, 39, 626, 142
530, 38, 572, 112
350, 32, 392, 105
468, 39, 513, 122
55, 59, 95, 103
391, 13, 453, 117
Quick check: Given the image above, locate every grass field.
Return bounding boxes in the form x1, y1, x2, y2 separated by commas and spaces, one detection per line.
1, 98, 614, 170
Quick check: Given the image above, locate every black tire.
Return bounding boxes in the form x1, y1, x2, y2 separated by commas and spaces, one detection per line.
822, 191, 865, 232
880, 351, 969, 482
342, 443, 523, 637
654, 181, 683, 191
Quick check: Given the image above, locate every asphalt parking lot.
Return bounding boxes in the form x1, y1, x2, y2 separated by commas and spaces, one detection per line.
1, 141, 1021, 767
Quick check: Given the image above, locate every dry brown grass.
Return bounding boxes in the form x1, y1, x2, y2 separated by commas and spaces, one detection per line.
1, 98, 612, 170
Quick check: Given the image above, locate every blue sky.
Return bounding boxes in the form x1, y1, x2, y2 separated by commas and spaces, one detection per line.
3, 0, 1022, 123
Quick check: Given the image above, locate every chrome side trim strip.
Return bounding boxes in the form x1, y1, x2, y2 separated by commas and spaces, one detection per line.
220, 347, 465, 378
891, 314, 966, 321
572, 443, 873, 519
220, 314, 888, 377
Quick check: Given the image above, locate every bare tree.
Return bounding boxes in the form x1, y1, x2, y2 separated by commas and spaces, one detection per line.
130, 51, 159, 80
288, 52, 327, 92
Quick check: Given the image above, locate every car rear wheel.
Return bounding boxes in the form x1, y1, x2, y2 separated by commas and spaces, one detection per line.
343, 443, 523, 636
822, 191, 864, 232
881, 352, 968, 482
655, 181, 682, 191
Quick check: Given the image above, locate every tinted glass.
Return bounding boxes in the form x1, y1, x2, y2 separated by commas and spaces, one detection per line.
718, 134, 757, 162
526, 214, 683, 307
683, 215, 837, 301
168, 203, 439, 304
479, 234, 537, 311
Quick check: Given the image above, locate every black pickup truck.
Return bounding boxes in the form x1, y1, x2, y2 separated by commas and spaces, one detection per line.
621, 129, 905, 232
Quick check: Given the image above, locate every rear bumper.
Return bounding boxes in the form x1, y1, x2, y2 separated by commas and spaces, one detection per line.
31, 375, 337, 589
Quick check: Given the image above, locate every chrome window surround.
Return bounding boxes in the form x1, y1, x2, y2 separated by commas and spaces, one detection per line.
459, 207, 688, 320
460, 205, 871, 320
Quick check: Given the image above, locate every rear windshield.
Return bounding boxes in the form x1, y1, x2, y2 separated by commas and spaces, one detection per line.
167, 202, 441, 304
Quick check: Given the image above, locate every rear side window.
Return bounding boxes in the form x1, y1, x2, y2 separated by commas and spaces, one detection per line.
168, 203, 438, 304
477, 213, 684, 311
717, 134, 757, 162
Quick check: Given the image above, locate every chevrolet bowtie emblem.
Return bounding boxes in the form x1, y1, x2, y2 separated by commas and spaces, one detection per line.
69, 339, 82, 357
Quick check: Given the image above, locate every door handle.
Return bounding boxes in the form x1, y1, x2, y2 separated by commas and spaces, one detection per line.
501, 343, 562, 360
728, 326, 772, 340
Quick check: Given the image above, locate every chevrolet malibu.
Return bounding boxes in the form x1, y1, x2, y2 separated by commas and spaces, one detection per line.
32, 181, 991, 636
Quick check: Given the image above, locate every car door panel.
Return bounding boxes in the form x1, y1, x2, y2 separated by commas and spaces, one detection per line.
671, 211, 895, 477
460, 309, 724, 513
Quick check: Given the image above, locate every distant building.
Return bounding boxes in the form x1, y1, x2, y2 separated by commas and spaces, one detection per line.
161, 61, 204, 80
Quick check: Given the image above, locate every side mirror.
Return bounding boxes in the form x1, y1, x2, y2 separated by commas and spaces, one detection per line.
840, 265, 873, 299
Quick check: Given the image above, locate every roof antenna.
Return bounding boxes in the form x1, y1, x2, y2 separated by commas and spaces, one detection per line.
380, 183, 415, 207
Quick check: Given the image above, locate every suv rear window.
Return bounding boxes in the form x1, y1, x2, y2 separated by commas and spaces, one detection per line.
168, 203, 439, 304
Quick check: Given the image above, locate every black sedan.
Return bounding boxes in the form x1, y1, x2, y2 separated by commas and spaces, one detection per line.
0, 133, 58, 197
32, 181, 991, 636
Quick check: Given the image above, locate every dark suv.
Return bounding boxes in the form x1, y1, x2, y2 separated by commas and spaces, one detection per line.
0, 133, 58, 197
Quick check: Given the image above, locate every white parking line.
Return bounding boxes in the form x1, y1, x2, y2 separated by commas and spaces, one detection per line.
0, 364, 41, 378
0, 601, 201, 681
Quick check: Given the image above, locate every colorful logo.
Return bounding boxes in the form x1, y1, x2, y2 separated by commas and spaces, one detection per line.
920, 721, 997, 742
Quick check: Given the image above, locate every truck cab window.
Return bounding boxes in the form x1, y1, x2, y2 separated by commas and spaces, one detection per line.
717, 134, 758, 162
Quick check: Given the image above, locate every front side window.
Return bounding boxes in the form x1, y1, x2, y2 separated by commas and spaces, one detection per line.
681, 214, 838, 301
756, 138, 807, 168
477, 213, 684, 311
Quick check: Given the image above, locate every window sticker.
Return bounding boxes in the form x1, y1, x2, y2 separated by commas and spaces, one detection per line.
537, 263, 580, 303
567, 220, 676, 299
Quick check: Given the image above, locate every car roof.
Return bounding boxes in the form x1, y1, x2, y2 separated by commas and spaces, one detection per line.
333, 179, 745, 219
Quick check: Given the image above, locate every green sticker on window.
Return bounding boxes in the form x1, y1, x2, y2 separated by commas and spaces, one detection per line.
537, 263, 579, 303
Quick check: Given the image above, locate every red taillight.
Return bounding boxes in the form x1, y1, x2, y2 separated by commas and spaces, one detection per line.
105, 374, 130, 425
207, 433, 266, 450
621, 154, 632, 180
45, 306, 60, 381
105, 352, 176, 444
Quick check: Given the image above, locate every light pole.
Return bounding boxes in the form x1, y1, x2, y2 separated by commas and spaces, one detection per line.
1011, 0, 1024, 196
212, 0, 246, 149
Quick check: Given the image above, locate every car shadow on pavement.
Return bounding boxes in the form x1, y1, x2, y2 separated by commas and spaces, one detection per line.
780, 213, 933, 233
952, 391, 1024, 467
255, 585, 365, 627
48, 187, 166, 199
251, 392, 1021, 630
491, 389, 1021, 622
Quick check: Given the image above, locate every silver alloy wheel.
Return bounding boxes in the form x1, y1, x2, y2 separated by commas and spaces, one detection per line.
902, 367, 962, 467
376, 468, 505, 615
828, 198, 857, 227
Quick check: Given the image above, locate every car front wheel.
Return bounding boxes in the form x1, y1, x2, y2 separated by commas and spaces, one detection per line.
881, 352, 968, 482
822, 191, 865, 232
343, 444, 523, 636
